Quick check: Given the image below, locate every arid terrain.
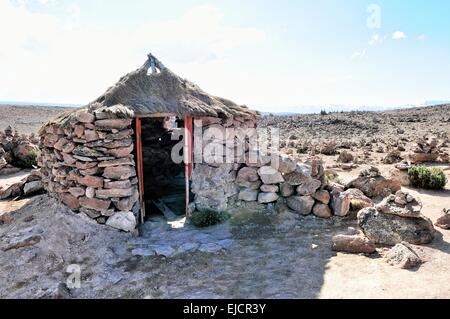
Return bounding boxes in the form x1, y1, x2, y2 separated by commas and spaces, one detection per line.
0, 104, 449, 299
0, 104, 69, 135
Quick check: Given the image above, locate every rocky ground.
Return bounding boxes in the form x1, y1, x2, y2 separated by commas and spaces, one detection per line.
0, 105, 68, 135
0, 104, 449, 299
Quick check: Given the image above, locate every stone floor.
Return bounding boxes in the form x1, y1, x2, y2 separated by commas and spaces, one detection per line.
128, 215, 235, 257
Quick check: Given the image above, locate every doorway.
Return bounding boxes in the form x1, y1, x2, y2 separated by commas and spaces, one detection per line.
134, 116, 193, 222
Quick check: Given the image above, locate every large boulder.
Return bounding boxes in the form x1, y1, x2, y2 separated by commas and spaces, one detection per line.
346, 166, 401, 198
358, 199, 435, 246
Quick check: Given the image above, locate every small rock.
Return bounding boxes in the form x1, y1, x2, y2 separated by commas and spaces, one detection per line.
79, 196, 111, 212
286, 195, 315, 215
77, 175, 104, 188
384, 242, 422, 269
312, 203, 332, 219
217, 239, 234, 249
313, 190, 330, 205
106, 211, 136, 232
296, 179, 321, 196
68, 187, 85, 198
260, 184, 279, 193
258, 192, 279, 203
198, 243, 222, 253
280, 183, 294, 197
238, 188, 258, 202
331, 234, 376, 254
177, 242, 200, 254
76, 112, 96, 124
23, 180, 43, 196
85, 187, 95, 199
257, 166, 284, 184
331, 190, 351, 217
435, 209, 450, 229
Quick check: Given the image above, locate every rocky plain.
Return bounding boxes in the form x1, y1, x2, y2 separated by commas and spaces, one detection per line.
0, 104, 449, 299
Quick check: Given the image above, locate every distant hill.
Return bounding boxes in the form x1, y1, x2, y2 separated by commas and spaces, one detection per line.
0, 101, 81, 108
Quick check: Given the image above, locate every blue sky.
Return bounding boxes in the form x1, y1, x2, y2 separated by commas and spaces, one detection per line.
0, 0, 449, 112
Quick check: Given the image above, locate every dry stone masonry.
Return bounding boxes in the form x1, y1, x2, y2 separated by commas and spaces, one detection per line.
191, 115, 330, 217
39, 111, 139, 231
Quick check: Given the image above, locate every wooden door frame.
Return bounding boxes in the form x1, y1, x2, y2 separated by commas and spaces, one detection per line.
135, 115, 194, 224
135, 116, 146, 224
184, 116, 193, 217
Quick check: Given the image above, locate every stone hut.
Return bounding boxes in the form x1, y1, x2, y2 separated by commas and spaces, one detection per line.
38, 53, 326, 232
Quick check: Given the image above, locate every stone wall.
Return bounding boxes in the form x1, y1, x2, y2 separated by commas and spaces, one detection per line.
190, 116, 332, 218
38, 112, 139, 232
39, 111, 344, 232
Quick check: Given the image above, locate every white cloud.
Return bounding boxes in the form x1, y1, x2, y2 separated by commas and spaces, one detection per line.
418, 34, 426, 41
392, 31, 406, 40
351, 49, 366, 60
368, 33, 387, 46
0, 2, 265, 104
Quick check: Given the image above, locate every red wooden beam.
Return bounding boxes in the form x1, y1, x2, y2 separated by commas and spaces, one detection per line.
135, 117, 146, 224
184, 116, 193, 216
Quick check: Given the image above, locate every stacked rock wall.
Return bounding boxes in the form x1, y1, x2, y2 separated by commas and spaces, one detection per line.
38, 112, 139, 231
190, 116, 335, 217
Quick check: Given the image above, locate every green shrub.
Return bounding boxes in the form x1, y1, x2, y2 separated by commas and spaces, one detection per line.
350, 199, 365, 212
324, 171, 344, 185
189, 208, 230, 227
408, 165, 447, 190
16, 149, 39, 168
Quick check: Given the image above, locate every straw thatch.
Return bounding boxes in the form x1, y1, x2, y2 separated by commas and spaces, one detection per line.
42, 53, 258, 130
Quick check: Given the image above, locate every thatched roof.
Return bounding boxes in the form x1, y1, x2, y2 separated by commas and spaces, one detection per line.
43, 54, 258, 129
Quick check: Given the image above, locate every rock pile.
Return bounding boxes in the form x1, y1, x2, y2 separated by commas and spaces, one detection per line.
408, 136, 441, 163
435, 208, 450, 230
358, 190, 435, 245
39, 112, 139, 232
346, 166, 401, 198
0, 126, 40, 174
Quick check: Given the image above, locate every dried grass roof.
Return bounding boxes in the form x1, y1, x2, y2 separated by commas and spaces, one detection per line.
42, 54, 258, 130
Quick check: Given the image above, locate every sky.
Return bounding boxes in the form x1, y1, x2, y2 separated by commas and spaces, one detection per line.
0, 0, 449, 113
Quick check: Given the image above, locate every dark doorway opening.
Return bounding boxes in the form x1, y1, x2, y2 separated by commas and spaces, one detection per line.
135, 116, 192, 221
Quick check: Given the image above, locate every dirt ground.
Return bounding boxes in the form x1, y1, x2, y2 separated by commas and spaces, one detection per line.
0, 163, 449, 299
